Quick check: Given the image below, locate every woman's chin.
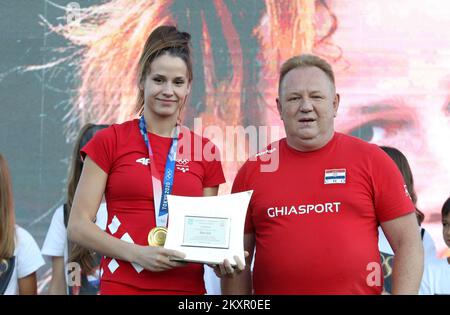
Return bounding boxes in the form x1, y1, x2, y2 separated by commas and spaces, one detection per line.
149, 106, 177, 116
153, 110, 178, 120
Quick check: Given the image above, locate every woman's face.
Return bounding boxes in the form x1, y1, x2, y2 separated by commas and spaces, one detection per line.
330, 0, 450, 253
143, 53, 190, 121
260, 0, 449, 253
332, 0, 450, 215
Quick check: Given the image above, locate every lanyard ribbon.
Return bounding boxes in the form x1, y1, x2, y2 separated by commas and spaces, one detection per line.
139, 116, 178, 227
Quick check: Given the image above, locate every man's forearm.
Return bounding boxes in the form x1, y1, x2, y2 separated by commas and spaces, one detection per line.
391, 242, 424, 294
221, 268, 252, 295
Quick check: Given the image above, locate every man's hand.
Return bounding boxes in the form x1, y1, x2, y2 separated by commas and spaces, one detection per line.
208, 251, 249, 278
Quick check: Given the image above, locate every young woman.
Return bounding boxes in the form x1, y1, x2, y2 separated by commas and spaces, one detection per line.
0, 154, 44, 295
67, 26, 227, 294
41, 124, 108, 294
378, 146, 437, 294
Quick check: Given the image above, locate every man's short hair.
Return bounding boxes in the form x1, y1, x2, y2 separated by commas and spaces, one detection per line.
278, 54, 335, 96
442, 197, 450, 217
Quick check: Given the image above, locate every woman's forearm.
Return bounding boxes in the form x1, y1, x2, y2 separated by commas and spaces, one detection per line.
67, 215, 138, 264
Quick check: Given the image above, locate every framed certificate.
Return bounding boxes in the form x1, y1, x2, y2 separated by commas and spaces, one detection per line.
182, 216, 231, 249
164, 190, 253, 266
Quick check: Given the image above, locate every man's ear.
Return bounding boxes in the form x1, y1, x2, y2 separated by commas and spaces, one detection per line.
333, 93, 340, 117
276, 98, 282, 119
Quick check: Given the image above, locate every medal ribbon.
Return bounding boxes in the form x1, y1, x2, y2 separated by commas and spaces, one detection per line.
139, 116, 178, 227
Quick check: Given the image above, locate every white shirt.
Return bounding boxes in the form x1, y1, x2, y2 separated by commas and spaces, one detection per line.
4, 225, 45, 295
378, 226, 437, 261
41, 202, 108, 260
41, 205, 68, 259
419, 258, 450, 295
41, 202, 108, 291
203, 265, 220, 295
378, 226, 439, 294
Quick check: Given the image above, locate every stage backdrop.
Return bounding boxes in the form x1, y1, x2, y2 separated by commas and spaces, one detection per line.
1, 0, 449, 291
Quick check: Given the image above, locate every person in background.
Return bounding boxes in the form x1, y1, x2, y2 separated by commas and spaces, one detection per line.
41, 124, 108, 294
419, 197, 450, 295
0, 154, 44, 295
377, 146, 437, 293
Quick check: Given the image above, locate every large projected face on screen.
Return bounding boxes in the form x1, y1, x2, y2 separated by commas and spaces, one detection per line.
51, 0, 449, 252
330, 0, 450, 229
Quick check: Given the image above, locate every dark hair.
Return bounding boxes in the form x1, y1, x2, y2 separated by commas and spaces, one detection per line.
67, 123, 108, 274
135, 25, 193, 115
443, 197, 450, 218
380, 146, 424, 225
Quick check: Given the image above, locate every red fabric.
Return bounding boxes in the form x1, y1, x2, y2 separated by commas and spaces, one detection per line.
81, 119, 225, 293
232, 132, 415, 294
100, 280, 200, 295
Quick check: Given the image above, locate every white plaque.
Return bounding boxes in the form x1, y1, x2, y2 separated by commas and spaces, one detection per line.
164, 190, 253, 266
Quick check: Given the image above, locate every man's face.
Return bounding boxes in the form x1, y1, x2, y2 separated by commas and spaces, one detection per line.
277, 66, 339, 151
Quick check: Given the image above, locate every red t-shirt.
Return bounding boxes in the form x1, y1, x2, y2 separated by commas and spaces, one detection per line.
81, 119, 225, 294
232, 132, 414, 294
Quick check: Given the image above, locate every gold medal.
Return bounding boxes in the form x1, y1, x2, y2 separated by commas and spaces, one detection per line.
148, 227, 167, 246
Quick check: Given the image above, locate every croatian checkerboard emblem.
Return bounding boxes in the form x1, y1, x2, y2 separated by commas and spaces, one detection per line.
324, 169, 346, 184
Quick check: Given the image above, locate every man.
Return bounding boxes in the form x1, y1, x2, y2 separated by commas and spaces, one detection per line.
222, 54, 423, 294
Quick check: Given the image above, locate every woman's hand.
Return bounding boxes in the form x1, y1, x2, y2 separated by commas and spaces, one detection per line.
132, 245, 187, 272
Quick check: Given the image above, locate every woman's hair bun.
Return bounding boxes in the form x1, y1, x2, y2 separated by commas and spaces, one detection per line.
179, 31, 191, 42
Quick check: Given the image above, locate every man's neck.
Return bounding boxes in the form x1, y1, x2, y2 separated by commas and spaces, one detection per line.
286, 131, 334, 152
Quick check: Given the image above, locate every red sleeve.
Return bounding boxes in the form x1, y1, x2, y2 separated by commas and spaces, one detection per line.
80, 126, 116, 174
231, 162, 254, 234
371, 146, 415, 222
202, 140, 226, 187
